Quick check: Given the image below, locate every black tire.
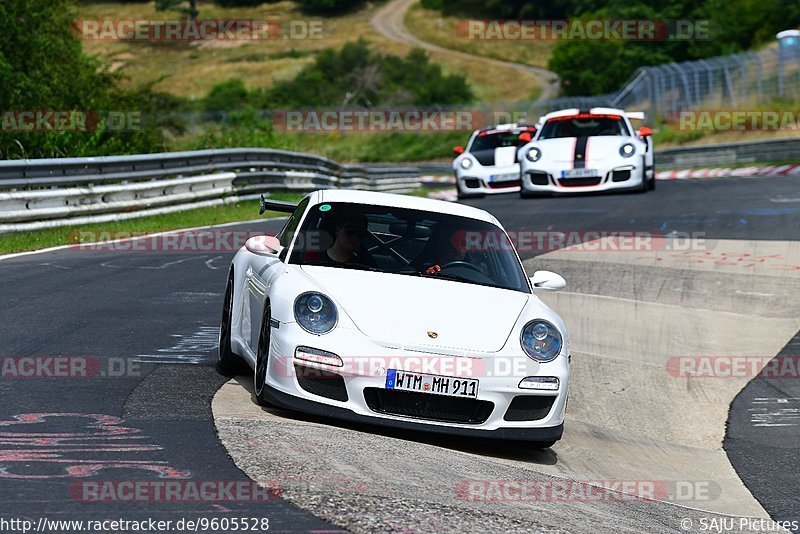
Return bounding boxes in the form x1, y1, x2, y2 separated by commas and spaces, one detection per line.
532, 440, 557, 449
519, 190, 536, 199
638, 172, 648, 193
647, 169, 656, 190
253, 302, 274, 407
216, 270, 248, 377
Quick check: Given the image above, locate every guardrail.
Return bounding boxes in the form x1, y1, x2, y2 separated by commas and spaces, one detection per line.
0, 149, 426, 232
1, 138, 797, 233
655, 137, 800, 168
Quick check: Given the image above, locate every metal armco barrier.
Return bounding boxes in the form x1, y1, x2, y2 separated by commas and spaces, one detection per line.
1, 139, 798, 232
0, 149, 424, 231
655, 137, 800, 168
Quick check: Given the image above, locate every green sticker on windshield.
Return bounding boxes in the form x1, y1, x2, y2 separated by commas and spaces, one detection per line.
319, 204, 332, 212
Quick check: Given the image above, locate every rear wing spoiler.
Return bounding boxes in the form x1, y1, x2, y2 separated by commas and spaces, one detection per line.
626, 111, 646, 121
259, 194, 298, 215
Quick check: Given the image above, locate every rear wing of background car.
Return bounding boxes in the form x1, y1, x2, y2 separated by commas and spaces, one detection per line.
259, 195, 298, 215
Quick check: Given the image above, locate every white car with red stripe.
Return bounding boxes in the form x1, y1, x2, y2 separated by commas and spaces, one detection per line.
518, 108, 654, 197
453, 123, 538, 199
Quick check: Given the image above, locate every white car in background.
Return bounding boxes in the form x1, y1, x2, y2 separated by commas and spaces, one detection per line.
217, 190, 569, 446
518, 108, 654, 197
453, 123, 538, 199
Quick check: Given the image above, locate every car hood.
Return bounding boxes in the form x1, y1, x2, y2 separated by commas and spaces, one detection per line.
535, 136, 630, 165
300, 265, 529, 353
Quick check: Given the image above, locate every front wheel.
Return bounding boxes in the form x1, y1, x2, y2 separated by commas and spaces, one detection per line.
254, 302, 274, 407
216, 270, 248, 377
638, 173, 648, 194
531, 440, 557, 449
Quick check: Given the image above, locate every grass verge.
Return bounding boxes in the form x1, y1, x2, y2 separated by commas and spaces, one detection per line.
0, 192, 304, 256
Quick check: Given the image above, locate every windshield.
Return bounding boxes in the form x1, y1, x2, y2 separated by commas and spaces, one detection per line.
288, 202, 530, 293
538, 116, 629, 139
469, 131, 532, 152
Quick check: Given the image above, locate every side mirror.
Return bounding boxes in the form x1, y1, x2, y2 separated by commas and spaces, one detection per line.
518, 132, 532, 143
245, 235, 282, 256
638, 126, 653, 137
453, 146, 464, 156
530, 270, 566, 292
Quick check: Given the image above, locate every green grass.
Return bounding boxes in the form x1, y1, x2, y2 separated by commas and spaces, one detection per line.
177, 127, 465, 163
0, 188, 446, 255
0, 192, 304, 256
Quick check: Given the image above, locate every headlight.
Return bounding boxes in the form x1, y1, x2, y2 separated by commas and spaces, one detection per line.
460, 158, 473, 170
294, 292, 337, 334
526, 147, 542, 162
520, 320, 562, 362
619, 143, 635, 158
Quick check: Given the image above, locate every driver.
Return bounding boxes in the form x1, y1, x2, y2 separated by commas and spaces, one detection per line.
312, 212, 374, 267
414, 227, 468, 274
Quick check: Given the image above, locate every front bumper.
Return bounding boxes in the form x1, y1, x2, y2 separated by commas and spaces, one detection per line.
454, 165, 521, 195
520, 160, 648, 194
264, 321, 569, 441
262, 383, 564, 441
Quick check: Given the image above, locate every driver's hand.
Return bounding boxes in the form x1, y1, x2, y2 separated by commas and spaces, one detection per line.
425, 264, 441, 274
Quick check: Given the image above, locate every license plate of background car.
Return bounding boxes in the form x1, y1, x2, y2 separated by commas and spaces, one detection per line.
490, 173, 518, 182
561, 168, 599, 178
385, 369, 479, 399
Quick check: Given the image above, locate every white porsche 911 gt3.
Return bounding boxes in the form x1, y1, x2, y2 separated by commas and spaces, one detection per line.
217, 190, 569, 445
453, 123, 538, 199
518, 108, 655, 197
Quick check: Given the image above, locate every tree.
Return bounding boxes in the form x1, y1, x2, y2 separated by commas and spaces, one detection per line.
0, 0, 179, 158
155, 0, 199, 20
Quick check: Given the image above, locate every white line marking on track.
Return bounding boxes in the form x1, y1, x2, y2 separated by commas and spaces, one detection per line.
133, 326, 220, 365
204, 256, 224, 270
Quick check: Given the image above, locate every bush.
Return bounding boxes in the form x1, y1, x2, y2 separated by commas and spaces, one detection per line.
264, 39, 473, 108
204, 79, 252, 112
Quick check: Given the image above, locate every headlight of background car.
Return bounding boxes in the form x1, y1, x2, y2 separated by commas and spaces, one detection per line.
520, 320, 562, 362
526, 147, 542, 162
294, 293, 338, 334
460, 158, 473, 170
619, 143, 635, 158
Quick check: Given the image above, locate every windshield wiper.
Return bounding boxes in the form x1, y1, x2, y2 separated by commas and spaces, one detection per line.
423, 272, 486, 287
321, 262, 387, 273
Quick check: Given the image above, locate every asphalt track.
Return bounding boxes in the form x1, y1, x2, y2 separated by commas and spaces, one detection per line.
0, 176, 798, 532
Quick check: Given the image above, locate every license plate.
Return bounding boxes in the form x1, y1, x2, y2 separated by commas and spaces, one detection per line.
561, 168, 598, 179
490, 173, 518, 182
385, 369, 479, 398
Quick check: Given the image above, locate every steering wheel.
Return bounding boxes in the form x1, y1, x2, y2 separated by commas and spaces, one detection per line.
440, 260, 483, 274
